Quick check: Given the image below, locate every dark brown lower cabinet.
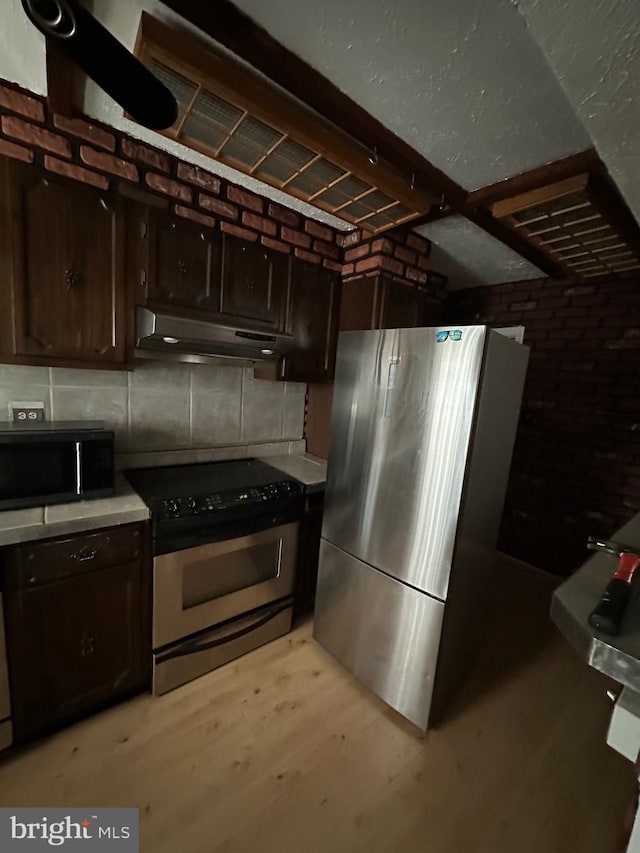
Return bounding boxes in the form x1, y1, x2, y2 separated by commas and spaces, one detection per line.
294, 493, 324, 619
2, 523, 151, 743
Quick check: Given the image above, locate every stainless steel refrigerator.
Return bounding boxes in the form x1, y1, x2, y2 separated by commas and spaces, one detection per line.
313, 325, 529, 729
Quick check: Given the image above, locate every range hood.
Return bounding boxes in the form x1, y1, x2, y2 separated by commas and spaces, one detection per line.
135, 307, 295, 366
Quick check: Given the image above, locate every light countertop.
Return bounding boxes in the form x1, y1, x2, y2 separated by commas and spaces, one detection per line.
551, 510, 640, 690
264, 453, 327, 493
0, 475, 150, 547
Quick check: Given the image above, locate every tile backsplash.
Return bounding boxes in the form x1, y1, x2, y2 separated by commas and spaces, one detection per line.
0, 362, 307, 453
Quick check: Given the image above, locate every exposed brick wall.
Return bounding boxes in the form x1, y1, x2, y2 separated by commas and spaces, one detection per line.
339, 227, 432, 289
445, 276, 640, 575
0, 79, 348, 269
0, 79, 438, 285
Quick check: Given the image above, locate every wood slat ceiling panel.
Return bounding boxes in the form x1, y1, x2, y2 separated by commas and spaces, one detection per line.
135, 15, 435, 233
492, 175, 640, 279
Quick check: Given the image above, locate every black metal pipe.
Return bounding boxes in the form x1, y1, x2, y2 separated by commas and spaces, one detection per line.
21, 0, 178, 130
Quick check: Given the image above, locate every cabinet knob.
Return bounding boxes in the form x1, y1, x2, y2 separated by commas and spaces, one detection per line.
178, 259, 188, 275
65, 266, 82, 291
31, 331, 53, 351
80, 630, 95, 657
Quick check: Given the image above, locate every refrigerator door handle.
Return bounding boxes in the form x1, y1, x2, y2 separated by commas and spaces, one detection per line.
384, 358, 400, 418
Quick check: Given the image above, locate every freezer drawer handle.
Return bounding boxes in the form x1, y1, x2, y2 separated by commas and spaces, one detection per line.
156, 599, 291, 663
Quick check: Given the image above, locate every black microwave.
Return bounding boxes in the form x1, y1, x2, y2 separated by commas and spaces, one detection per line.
0, 421, 115, 511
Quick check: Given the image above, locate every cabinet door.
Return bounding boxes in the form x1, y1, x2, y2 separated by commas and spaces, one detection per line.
284, 260, 339, 383
221, 236, 288, 329
378, 277, 426, 329
339, 277, 380, 332
5, 561, 147, 742
147, 208, 222, 314
1, 159, 125, 364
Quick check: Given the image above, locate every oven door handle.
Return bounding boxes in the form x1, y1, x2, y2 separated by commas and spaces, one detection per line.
156, 599, 292, 663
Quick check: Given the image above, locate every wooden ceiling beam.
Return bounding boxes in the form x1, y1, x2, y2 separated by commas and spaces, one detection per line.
467, 149, 601, 209
160, 0, 466, 208
466, 208, 567, 279
158, 3, 631, 280
394, 152, 605, 233
45, 38, 76, 116
586, 172, 640, 252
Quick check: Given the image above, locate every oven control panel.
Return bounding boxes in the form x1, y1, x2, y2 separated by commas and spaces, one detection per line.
158, 480, 300, 519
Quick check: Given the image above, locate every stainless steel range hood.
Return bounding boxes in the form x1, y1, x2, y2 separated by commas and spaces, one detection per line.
135, 307, 295, 366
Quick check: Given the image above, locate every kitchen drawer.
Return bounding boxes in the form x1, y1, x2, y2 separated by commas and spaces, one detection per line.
4, 524, 143, 589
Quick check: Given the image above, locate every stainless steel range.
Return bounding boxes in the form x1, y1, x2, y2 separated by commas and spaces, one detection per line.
125, 458, 303, 695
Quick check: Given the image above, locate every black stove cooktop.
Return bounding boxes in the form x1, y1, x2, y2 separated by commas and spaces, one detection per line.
125, 458, 304, 555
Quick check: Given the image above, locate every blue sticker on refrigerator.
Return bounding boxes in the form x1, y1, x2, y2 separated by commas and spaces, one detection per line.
436, 330, 463, 342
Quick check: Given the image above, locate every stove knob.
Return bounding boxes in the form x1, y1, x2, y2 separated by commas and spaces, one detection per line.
165, 500, 179, 517
185, 497, 197, 511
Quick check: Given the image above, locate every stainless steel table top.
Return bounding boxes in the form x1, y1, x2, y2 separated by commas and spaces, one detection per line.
552, 511, 640, 690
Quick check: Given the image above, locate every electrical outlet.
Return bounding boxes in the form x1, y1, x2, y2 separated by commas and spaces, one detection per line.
10, 402, 46, 423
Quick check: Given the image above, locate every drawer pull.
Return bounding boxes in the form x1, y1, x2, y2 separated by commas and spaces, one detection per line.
80, 631, 95, 657
71, 546, 99, 563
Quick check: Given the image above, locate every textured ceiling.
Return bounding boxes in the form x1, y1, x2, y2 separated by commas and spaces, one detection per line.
229, 0, 591, 190
514, 0, 640, 225
417, 216, 544, 289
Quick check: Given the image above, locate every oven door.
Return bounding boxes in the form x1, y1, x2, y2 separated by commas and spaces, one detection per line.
153, 522, 298, 649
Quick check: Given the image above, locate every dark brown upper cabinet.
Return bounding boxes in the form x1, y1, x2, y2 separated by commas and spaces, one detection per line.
378, 277, 428, 329
145, 207, 222, 314
283, 259, 339, 383
0, 158, 126, 367
220, 235, 289, 330
339, 276, 380, 332
340, 274, 430, 332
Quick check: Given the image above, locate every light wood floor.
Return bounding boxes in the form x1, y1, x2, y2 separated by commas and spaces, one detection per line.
0, 561, 634, 853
